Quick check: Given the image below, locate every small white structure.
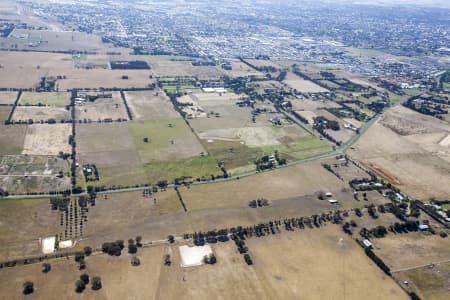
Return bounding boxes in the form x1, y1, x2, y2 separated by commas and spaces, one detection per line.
41, 236, 56, 254
362, 239, 373, 249
179, 245, 213, 267
418, 224, 430, 231
325, 192, 333, 197
328, 199, 338, 204
59, 240, 73, 249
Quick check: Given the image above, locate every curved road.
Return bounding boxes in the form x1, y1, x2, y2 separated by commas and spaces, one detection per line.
2, 110, 383, 199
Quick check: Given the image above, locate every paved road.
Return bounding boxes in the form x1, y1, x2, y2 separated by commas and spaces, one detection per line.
2, 110, 384, 200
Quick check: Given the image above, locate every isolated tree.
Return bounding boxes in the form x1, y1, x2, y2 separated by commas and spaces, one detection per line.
80, 273, 89, 285
42, 262, 51, 273
167, 235, 175, 244
131, 257, 141, 266
23, 281, 34, 295
91, 277, 102, 290
135, 236, 142, 247
84, 246, 92, 256
75, 280, 86, 293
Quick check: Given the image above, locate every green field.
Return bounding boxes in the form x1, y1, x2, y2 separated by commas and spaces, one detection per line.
260, 135, 331, 160
19, 92, 70, 107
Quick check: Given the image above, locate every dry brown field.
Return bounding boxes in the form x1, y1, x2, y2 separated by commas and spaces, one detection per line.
223, 61, 264, 77
283, 72, 328, 93
18, 92, 70, 107
0, 125, 26, 155
372, 233, 450, 271
395, 262, 450, 300
22, 124, 71, 155
142, 56, 224, 79
11, 106, 71, 123
0, 225, 408, 300
179, 159, 350, 211
0, 51, 73, 89
0, 106, 11, 122
0, 91, 17, 105
123, 90, 180, 120
75, 92, 128, 121
57, 69, 154, 90
348, 106, 450, 200
0, 197, 57, 262
289, 97, 341, 111
2, 29, 110, 53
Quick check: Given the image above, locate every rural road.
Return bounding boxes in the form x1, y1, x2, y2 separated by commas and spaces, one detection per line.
2, 109, 383, 200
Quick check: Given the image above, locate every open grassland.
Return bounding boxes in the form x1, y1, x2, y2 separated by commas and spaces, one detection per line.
129, 118, 206, 161
22, 124, 71, 156
0, 125, 27, 155
179, 159, 349, 211
283, 72, 328, 93
77, 120, 207, 186
124, 90, 181, 120
0, 106, 11, 122
11, 106, 71, 123
395, 262, 450, 300
223, 61, 264, 78
0, 198, 57, 262
348, 106, 450, 200
2, 29, 110, 52
19, 92, 70, 107
0, 51, 73, 89
141, 56, 223, 79
57, 69, 155, 90
372, 233, 450, 271
76, 123, 146, 187
0, 91, 17, 105
0, 225, 407, 300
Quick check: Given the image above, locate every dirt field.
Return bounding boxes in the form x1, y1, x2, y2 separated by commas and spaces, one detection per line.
11, 106, 71, 122
0, 198, 57, 261
283, 72, 328, 93
19, 92, 70, 107
124, 90, 181, 120
0, 125, 26, 155
22, 124, 71, 155
75, 92, 128, 121
0, 225, 407, 300
348, 106, 450, 200
0, 91, 17, 105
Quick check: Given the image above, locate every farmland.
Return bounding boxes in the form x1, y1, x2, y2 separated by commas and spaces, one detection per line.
0, 224, 408, 300
18, 92, 70, 107
123, 90, 180, 120
348, 106, 450, 200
